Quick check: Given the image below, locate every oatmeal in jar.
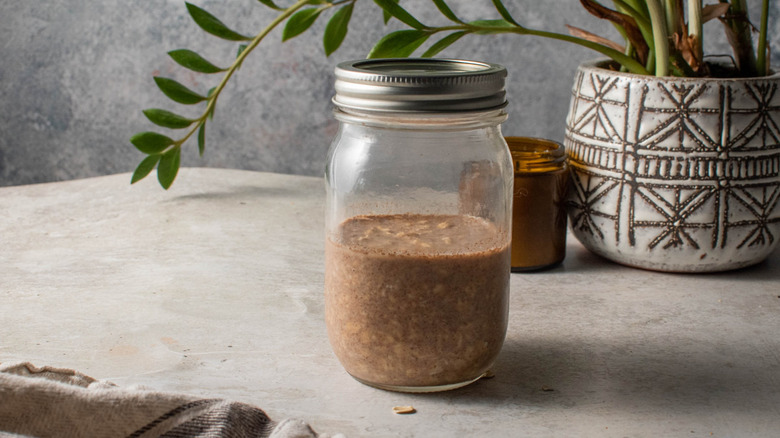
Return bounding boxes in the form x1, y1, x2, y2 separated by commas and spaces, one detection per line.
325, 213, 510, 391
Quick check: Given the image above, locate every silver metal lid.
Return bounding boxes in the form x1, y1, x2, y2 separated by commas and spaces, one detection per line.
333, 58, 507, 113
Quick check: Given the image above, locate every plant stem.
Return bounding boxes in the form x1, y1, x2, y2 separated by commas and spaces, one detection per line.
646, 0, 669, 76
664, 0, 678, 35
688, 0, 703, 67
622, 40, 635, 72
725, 0, 758, 76
646, 49, 656, 73
174, 0, 314, 149
757, 0, 770, 76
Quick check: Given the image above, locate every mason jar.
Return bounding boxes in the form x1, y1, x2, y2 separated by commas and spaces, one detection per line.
324, 59, 513, 392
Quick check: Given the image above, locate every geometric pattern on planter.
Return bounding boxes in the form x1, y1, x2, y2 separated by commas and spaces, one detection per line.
565, 62, 780, 270
728, 183, 780, 248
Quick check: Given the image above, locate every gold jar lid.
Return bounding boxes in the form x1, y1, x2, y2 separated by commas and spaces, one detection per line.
506, 137, 566, 174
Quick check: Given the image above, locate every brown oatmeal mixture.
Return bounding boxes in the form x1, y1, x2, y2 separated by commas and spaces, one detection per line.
325, 213, 510, 389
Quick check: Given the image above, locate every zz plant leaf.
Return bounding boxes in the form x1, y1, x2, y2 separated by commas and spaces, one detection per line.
168, 49, 226, 74
157, 146, 182, 190
283, 7, 323, 41
373, 0, 427, 30
324, 3, 355, 56
142, 109, 195, 129
368, 29, 430, 58
381, 0, 399, 25
237, 44, 249, 58
153, 77, 207, 105
432, 0, 464, 24
257, 0, 284, 11
130, 132, 174, 154
131, 154, 162, 184
422, 31, 467, 58
197, 124, 206, 157
491, 0, 520, 26
185, 2, 252, 41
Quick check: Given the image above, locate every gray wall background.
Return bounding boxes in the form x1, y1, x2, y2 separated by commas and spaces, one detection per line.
1, 1, 777, 187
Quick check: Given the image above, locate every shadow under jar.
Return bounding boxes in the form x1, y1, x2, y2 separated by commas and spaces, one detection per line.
325, 59, 513, 392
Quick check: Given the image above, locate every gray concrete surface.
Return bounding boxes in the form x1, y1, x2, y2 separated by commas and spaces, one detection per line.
1, 1, 777, 186
2, 168, 779, 437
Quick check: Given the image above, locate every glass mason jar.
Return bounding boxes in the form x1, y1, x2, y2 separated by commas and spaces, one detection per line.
324, 59, 513, 392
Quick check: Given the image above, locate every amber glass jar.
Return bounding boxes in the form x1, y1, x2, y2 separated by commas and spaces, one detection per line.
325, 59, 512, 392
507, 137, 569, 271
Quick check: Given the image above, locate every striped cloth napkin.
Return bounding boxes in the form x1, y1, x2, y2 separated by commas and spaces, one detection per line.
0, 362, 342, 438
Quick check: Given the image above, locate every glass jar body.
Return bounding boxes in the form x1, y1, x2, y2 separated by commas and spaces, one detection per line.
507, 137, 569, 271
325, 111, 513, 392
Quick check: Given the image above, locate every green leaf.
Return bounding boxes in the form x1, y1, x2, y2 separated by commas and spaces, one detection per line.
143, 108, 195, 129
469, 19, 514, 34
130, 132, 174, 154
237, 44, 248, 58
185, 2, 252, 41
324, 3, 354, 56
131, 154, 161, 184
157, 146, 181, 190
432, 0, 463, 23
367, 29, 430, 58
257, 0, 283, 10
373, 0, 427, 30
382, 0, 399, 24
283, 8, 323, 42
197, 123, 206, 157
421, 31, 467, 57
491, 0, 520, 26
153, 76, 207, 105
168, 49, 226, 73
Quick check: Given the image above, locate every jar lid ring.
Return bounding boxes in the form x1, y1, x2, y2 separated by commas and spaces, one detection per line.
333, 58, 508, 113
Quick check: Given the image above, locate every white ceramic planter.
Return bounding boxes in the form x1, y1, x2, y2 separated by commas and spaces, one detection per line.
565, 60, 780, 272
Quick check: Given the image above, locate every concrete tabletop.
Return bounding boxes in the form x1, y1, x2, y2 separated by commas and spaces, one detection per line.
2, 168, 779, 437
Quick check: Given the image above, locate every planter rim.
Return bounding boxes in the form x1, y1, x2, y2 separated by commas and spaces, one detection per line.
578, 58, 780, 82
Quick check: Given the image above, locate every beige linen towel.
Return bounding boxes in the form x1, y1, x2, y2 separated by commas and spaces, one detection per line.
0, 362, 342, 438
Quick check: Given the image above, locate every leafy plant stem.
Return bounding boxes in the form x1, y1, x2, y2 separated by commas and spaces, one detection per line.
172, 0, 313, 150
